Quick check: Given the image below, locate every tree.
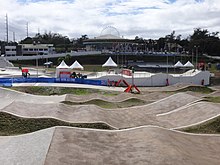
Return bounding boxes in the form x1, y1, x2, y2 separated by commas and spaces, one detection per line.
189, 28, 220, 55
57, 57, 65, 65
165, 30, 176, 43
64, 54, 72, 65
74, 34, 89, 49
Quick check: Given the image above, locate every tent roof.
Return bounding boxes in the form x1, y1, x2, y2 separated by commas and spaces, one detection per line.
70, 60, 84, 70
184, 61, 194, 67
56, 60, 70, 69
102, 57, 117, 67
174, 61, 184, 67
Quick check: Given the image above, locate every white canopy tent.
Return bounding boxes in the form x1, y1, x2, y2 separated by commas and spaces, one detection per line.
56, 60, 70, 69
102, 57, 117, 67
70, 60, 84, 70
55, 60, 71, 78
184, 61, 194, 68
174, 61, 184, 67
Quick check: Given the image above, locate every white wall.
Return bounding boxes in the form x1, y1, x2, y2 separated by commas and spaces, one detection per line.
89, 70, 210, 86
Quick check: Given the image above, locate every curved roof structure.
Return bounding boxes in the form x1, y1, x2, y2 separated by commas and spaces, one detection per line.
96, 34, 122, 40
84, 34, 129, 44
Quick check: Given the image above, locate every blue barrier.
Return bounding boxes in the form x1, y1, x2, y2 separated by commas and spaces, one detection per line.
0, 77, 107, 86
55, 78, 107, 86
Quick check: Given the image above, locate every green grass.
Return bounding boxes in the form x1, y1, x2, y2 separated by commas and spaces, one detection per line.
10, 86, 119, 96
203, 96, 220, 103
208, 64, 219, 73
62, 98, 149, 109
181, 115, 220, 134
176, 86, 214, 94
83, 65, 105, 72
0, 112, 114, 136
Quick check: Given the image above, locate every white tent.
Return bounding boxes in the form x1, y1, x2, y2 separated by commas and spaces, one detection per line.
184, 61, 194, 67
70, 60, 84, 70
174, 61, 184, 67
55, 60, 71, 78
56, 60, 70, 69
102, 57, 117, 67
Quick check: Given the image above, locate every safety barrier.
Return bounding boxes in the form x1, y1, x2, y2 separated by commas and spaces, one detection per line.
55, 78, 107, 86
0, 77, 107, 86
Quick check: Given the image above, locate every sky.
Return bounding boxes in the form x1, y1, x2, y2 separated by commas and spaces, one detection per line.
0, 0, 220, 41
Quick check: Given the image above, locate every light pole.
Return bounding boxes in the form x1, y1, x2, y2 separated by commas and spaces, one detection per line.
166, 52, 168, 75
36, 53, 39, 78
194, 46, 199, 69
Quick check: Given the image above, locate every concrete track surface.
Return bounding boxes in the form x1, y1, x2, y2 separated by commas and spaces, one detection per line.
1, 126, 220, 165
1, 86, 220, 164
0, 86, 171, 106
0, 87, 66, 109
65, 91, 172, 103
1, 92, 212, 129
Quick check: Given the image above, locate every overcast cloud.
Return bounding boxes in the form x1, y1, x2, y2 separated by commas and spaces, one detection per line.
0, 0, 220, 41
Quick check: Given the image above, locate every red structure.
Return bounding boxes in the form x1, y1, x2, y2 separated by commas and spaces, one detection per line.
124, 85, 140, 93
115, 79, 140, 94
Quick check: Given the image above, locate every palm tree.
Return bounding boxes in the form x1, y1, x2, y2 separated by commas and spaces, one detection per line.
64, 54, 71, 65
57, 57, 65, 65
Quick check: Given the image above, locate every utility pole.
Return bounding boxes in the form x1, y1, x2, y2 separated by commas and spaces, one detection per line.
13, 32, 15, 42
5, 14, 9, 43
26, 22, 29, 38
194, 46, 199, 69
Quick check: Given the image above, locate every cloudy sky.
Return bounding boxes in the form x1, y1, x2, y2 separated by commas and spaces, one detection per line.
0, 0, 220, 41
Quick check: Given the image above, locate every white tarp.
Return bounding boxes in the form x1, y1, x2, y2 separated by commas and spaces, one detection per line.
70, 60, 84, 70
102, 57, 117, 67
174, 61, 184, 67
184, 61, 194, 67
55, 60, 71, 78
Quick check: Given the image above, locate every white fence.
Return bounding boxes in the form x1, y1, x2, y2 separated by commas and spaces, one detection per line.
89, 70, 210, 86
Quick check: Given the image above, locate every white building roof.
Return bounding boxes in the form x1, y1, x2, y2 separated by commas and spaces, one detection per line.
95, 34, 122, 40
102, 57, 117, 67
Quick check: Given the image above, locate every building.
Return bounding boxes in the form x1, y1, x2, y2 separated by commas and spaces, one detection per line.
5, 46, 17, 56
83, 34, 132, 52
19, 43, 55, 56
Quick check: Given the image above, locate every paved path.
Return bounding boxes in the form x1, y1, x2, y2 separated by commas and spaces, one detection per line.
0, 128, 54, 165
1, 126, 220, 165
